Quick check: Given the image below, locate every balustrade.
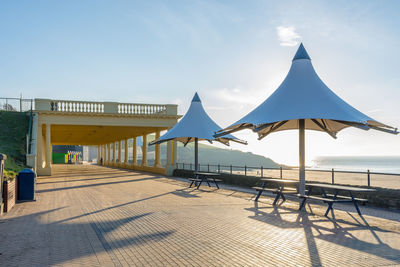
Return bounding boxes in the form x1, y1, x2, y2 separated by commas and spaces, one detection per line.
35, 99, 172, 115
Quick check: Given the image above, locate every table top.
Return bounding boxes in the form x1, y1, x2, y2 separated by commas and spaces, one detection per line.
196, 172, 220, 176
306, 183, 376, 192
260, 178, 299, 184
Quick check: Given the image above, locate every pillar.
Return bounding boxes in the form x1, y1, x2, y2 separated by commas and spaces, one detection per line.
36, 123, 44, 170
97, 145, 101, 164
104, 144, 107, 164
118, 140, 122, 166
107, 143, 110, 165
166, 140, 173, 176
166, 140, 172, 166
172, 140, 177, 167
46, 123, 51, 169
142, 134, 147, 167
132, 137, 137, 166
124, 139, 128, 165
154, 131, 161, 168
112, 142, 116, 165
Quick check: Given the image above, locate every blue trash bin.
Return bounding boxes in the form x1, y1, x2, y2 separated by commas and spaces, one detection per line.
18, 168, 36, 201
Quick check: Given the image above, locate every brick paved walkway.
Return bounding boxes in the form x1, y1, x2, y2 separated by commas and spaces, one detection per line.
1, 165, 399, 266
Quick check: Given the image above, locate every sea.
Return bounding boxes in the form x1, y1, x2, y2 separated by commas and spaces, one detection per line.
311, 156, 400, 174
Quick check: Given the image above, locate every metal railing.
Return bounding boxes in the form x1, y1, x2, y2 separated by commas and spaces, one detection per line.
175, 162, 400, 189
0, 97, 33, 112
0, 97, 34, 156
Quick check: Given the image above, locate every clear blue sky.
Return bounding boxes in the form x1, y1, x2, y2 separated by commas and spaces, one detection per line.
1, 0, 399, 165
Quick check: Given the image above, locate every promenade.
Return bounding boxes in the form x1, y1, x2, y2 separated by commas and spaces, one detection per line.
0, 165, 399, 266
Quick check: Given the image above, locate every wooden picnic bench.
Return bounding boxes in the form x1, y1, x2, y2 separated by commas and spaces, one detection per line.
189, 172, 222, 189
253, 178, 298, 205
298, 183, 374, 216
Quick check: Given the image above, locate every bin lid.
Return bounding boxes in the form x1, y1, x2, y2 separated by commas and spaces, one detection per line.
19, 168, 35, 174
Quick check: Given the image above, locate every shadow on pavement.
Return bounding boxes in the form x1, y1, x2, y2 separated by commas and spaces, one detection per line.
246, 202, 400, 266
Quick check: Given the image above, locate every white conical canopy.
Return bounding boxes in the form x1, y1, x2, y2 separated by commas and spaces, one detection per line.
150, 93, 246, 146
218, 43, 397, 139
216, 43, 397, 195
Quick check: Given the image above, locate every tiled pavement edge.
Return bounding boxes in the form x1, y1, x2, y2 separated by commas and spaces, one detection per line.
0, 165, 399, 266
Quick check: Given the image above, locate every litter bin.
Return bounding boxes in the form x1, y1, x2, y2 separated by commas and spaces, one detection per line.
18, 169, 36, 201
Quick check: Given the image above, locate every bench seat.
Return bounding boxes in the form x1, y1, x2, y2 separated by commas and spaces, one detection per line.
325, 193, 368, 202
207, 178, 222, 182
298, 194, 336, 203
253, 187, 297, 194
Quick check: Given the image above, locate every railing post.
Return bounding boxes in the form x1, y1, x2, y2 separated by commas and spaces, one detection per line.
218, 164, 220, 173
183, 163, 185, 170
280, 166, 282, 179
207, 163, 209, 172
261, 166, 263, 178
367, 170, 370, 187
0, 154, 6, 207
230, 164, 232, 175
190, 163, 192, 170
245, 165, 247, 176
331, 168, 335, 184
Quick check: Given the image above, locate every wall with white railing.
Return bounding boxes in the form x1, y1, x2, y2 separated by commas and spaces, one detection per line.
34, 99, 177, 116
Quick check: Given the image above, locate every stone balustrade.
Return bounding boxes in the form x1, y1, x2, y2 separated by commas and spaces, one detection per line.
35, 99, 177, 116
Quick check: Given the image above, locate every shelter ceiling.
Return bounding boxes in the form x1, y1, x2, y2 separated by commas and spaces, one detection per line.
46, 125, 166, 145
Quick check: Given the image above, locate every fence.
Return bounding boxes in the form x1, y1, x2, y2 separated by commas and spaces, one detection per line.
0, 154, 6, 209
0, 97, 34, 157
0, 97, 33, 112
175, 162, 400, 190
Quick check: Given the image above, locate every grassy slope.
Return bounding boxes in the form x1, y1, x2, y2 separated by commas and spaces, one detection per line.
153, 142, 280, 168
176, 143, 280, 167
0, 111, 29, 171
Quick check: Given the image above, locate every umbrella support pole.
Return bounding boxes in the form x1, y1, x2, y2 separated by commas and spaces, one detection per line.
299, 119, 306, 196
194, 138, 198, 176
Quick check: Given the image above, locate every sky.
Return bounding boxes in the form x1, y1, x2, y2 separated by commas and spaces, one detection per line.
1, 0, 399, 166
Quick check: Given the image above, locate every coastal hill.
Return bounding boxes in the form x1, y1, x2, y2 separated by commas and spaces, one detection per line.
158, 142, 280, 168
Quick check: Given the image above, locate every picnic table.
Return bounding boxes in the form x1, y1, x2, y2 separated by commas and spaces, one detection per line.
253, 178, 298, 204
189, 172, 222, 189
298, 183, 376, 216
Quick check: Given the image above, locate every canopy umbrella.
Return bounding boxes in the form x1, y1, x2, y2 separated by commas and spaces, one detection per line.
216, 43, 398, 195
150, 92, 246, 174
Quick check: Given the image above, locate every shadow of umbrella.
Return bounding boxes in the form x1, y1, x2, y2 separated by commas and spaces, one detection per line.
245, 202, 400, 266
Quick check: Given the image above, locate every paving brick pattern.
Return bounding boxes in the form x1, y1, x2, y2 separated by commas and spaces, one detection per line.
0, 165, 399, 266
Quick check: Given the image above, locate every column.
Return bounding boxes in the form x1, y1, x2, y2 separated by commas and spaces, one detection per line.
97, 145, 101, 165
172, 140, 177, 167
107, 143, 110, 165
36, 123, 44, 170
112, 142, 116, 165
166, 140, 172, 167
166, 140, 173, 176
141, 134, 147, 167
132, 137, 137, 166
46, 123, 51, 169
104, 144, 107, 164
118, 140, 122, 166
124, 139, 128, 165
154, 131, 161, 168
